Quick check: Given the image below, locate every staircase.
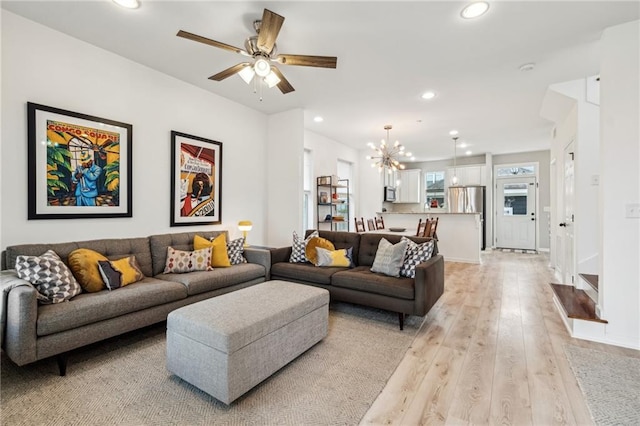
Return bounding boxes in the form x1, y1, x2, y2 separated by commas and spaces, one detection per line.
550, 273, 607, 341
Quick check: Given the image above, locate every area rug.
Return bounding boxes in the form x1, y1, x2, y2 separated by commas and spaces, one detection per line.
1, 302, 421, 425
564, 344, 640, 426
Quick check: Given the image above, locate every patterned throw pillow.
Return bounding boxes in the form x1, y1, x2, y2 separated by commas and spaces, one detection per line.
305, 237, 335, 266
315, 247, 351, 267
289, 230, 319, 263
194, 234, 231, 267
68, 248, 109, 293
98, 256, 145, 290
399, 237, 435, 278
370, 238, 409, 277
226, 237, 247, 265
163, 247, 213, 274
15, 250, 82, 304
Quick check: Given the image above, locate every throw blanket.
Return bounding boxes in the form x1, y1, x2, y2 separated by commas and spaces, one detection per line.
0, 270, 36, 347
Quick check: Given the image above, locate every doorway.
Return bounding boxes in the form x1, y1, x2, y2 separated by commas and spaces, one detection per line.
496, 176, 537, 250
562, 141, 575, 285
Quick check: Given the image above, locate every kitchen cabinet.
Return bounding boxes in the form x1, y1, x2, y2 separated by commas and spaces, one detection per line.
394, 169, 421, 203
447, 165, 486, 186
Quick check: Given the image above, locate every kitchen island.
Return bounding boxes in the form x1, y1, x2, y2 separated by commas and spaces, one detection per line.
378, 212, 482, 263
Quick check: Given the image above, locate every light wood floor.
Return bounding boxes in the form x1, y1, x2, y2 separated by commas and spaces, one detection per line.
361, 250, 640, 426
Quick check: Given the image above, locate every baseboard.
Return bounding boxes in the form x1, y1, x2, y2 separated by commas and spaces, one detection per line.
538, 247, 550, 253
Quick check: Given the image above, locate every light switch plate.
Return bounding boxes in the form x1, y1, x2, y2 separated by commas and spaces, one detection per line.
626, 203, 640, 218
591, 175, 600, 186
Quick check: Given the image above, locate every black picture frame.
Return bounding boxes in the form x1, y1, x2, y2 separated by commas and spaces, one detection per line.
27, 102, 133, 219
170, 131, 222, 226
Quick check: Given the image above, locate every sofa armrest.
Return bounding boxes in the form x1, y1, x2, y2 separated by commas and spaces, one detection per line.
2, 278, 38, 365
413, 254, 444, 316
244, 248, 271, 279
270, 246, 292, 265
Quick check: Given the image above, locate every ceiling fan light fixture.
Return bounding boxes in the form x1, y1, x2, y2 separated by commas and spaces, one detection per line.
238, 65, 256, 84
254, 58, 271, 77
461, 1, 490, 19
263, 70, 281, 88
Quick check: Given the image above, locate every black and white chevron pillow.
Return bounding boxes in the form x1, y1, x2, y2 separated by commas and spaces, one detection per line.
289, 230, 319, 263
227, 237, 247, 265
399, 237, 435, 278
15, 250, 82, 304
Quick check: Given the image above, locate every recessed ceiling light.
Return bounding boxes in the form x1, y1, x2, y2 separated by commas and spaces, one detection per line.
459, 142, 467, 148
461, 2, 489, 19
466, 150, 473, 155
449, 130, 459, 136
313, 116, 324, 123
113, 0, 140, 8
421, 91, 436, 100
519, 62, 536, 72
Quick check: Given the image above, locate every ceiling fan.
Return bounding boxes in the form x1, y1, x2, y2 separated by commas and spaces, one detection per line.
177, 8, 337, 95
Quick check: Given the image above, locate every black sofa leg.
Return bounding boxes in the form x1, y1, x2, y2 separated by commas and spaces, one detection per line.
57, 353, 68, 376
398, 312, 404, 330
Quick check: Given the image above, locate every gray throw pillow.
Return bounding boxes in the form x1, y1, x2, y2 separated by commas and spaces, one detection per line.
370, 238, 409, 277
15, 250, 82, 304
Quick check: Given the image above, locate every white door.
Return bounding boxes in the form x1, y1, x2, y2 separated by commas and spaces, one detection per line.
562, 142, 575, 285
496, 176, 536, 250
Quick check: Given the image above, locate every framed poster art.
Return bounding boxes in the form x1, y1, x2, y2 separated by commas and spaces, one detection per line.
170, 131, 222, 226
27, 102, 133, 219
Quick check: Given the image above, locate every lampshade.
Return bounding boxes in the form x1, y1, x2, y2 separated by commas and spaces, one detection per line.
263, 70, 281, 88
254, 58, 271, 77
238, 66, 256, 84
238, 220, 253, 247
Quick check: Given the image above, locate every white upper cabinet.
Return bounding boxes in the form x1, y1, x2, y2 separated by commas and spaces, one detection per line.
447, 165, 486, 186
395, 169, 422, 203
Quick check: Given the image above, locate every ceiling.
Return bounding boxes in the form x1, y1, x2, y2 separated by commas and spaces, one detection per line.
3, 1, 638, 161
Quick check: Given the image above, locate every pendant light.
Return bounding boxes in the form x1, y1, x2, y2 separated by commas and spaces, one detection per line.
451, 136, 459, 185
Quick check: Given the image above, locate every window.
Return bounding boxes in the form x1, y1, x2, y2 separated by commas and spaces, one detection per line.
425, 171, 445, 209
303, 150, 312, 230
497, 166, 534, 177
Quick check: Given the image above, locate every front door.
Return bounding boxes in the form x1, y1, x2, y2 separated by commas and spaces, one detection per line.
496, 176, 536, 250
562, 141, 575, 285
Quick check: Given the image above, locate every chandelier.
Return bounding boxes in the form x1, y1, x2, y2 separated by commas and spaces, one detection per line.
366, 125, 413, 174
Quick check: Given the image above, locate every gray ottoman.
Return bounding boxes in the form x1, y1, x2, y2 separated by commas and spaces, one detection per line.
166, 280, 329, 404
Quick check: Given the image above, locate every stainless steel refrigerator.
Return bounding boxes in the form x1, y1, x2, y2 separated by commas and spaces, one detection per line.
448, 186, 486, 250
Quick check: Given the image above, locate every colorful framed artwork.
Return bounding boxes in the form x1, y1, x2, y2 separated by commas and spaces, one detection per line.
170, 131, 222, 226
27, 102, 133, 219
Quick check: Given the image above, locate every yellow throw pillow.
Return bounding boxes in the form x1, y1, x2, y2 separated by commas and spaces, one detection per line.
194, 234, 231, 267
315, 247, 351, 267
98, 256, 145, 290
305, 237, 335, 266
68, 248, 109, 292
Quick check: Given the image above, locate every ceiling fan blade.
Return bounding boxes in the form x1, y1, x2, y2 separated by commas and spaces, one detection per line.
177, 30, 248, 56
209, 63, 251, 81
275, 54, 337, 69
271, 66, 295, 94
257, 9, 285, 53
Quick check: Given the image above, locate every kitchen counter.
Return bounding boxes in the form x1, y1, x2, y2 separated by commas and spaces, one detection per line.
378, 212, 481, 263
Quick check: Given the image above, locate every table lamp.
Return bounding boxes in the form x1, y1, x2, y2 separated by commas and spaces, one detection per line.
238, 220, 253, 247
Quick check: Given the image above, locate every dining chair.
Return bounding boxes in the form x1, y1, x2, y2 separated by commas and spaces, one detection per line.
375, 216, 385, 230
428, 217, 439, 239
367, 218, 376, 231
354, 217, 366, 233
416, 219, 427, 237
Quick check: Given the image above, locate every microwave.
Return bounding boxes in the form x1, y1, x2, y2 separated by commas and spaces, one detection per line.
384, 186, 396, 202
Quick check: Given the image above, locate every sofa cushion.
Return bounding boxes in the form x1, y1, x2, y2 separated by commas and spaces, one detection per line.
370, 238, 408, 277
358, 233, 435, 267
227, 237, 247, 265
149, 231, 228, 276
164, 247, 213, 273
332, 266, 415, 300
68, 248, 110, 292
305, 237, 335, 266
98, 256, 145, 290
36, 277, 188, 336
400, 237, 435, 278
270, 261, 343, 285
316, 247, 351, 268
194, 234, 231, 267
290, 230, 318, 263
305, 230, 361, 266
15, 250, 82, 304
156, 263, 265, 296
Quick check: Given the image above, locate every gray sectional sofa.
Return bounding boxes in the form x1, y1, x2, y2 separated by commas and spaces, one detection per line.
270, 230, 444, 329
0, 230, 270, 375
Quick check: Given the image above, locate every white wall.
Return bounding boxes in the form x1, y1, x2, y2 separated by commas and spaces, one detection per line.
304, 130, 359, 230
1, 12, 268, 250
599, 20, 640, 348
266, 109, 304, 248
